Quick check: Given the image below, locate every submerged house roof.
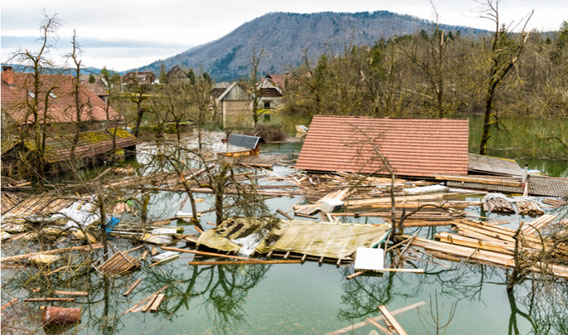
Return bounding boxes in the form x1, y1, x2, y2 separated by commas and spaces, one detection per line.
296, 116, 469, 177
2, 128, 139, 164
1, 70, 119, 124
228, 134, 263, 150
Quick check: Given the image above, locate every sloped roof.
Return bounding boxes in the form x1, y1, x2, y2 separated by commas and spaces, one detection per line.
2, 128, 139, 164
296, 116, 469, 177
265, 74, 288, 90
1, 72, 119, 124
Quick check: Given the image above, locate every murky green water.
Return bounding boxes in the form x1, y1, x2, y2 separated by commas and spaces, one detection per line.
2, 119, 567, 334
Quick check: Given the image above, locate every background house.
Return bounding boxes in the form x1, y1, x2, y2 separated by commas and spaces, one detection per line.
122, 71, 157, 85
1, 66, 121, 137
215, 82, 253, 129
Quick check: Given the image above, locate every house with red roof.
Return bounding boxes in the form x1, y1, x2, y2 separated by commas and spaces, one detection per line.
296, 115, 469, 177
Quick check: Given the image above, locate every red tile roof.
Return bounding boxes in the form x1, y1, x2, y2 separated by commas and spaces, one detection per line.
1, 72, 119, 124
296, 116, 469, 177
265, 73, 288, 90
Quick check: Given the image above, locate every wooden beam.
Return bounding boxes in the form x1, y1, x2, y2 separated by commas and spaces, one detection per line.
24, 298, 75, 302
378, 305, 407, 335
326, 301, 425, 335
366, 318, 392, 334
123, 278, 143, 297
53, 290, 88, 296
188, 260, 301, 266
1, 244, 103, 263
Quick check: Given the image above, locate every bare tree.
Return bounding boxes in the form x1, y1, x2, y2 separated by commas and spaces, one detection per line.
479, 0, 533, 155
249, 48, 265, 126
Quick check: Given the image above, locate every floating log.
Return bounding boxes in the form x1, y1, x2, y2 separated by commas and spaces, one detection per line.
43, 306, 81, 326
123, 279, 143, 297
276, 209, 294, 220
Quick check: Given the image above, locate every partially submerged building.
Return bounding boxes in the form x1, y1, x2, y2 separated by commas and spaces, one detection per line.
215, 82, 253, 129
296, 116, 469, 177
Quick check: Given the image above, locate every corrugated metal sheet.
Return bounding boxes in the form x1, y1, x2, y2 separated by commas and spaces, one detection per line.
229, 134, 261, 150
296, 116, 469, 177
468, 153, 523, 176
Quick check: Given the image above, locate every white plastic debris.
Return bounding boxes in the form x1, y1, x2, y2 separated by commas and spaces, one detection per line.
403, 184, 449, 195
320, 198, 344, 213
152, 251, 180, 262
53, 196, 99, 230
354, 247, 384, 271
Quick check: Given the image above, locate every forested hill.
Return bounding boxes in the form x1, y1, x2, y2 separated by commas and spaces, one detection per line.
136, 11, 487, 81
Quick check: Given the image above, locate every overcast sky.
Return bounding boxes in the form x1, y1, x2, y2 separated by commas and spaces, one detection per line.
2, 0, 566, 71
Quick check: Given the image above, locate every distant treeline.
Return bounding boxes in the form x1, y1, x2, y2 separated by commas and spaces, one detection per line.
282, 22, 568, 120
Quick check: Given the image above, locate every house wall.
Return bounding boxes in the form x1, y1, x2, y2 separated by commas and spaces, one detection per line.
223, 101, 252, 129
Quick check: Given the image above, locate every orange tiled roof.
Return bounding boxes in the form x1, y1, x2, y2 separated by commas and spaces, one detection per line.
1, 72, 118, 124
295, 116, 469, 177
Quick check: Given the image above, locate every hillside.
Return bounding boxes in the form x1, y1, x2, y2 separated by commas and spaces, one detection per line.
138, 11, 487, 81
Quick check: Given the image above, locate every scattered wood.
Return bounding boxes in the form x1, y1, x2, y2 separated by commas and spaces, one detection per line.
276, 209, 294, 220
162, 246, 259, 261
124, 284, 169, 314
378, 305, 408, 335
521, 214, 557, 235
96, 249, 141, 276
542, 198, 567, 207
123, 279, 143, 297
484, 195, 515, 214
1, 244, 103, 263
187, 260, 301, 266
326, 301, 425, 335
366, 318, 392, 334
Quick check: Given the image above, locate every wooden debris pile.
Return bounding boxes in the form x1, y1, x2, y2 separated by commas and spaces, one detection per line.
409, 218, 568, 279
94, 248, 141, 276
515, 199, 544, 216
484, 193, 515, 214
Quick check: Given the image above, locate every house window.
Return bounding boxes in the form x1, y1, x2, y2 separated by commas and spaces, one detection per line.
264, 101, 271, 109
263, 113, 271, 122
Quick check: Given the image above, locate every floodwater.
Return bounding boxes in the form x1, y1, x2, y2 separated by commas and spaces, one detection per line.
1, 134, 567, 334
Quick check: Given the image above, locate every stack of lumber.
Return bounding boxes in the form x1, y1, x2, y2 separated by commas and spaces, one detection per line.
1, 193, 22, 214
515, 199, 544, 216
484, 195, 515, 214
409, 219, 568, 278
97, 250, 140, 275
520, 214, 557, 235
542, 198, 567, 207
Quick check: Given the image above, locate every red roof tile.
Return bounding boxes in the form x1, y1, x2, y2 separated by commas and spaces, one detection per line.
1, 72, 119, 124
296, 116, 469, 177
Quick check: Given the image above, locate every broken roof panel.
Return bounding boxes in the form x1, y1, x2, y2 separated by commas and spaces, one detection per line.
296, 116, 469, 177
468, 153, 523, 176
229, 134, 262, 150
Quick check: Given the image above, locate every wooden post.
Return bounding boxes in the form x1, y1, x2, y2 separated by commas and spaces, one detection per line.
378, 305, 408, 335
123, 278, 142, 297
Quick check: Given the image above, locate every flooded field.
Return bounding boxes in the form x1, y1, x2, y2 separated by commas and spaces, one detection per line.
1, 133, 567, 335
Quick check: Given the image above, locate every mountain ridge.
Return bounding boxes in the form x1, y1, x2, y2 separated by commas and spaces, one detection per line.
135, 11, 489, 80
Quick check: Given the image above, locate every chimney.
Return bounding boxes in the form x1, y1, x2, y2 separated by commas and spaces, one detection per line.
2, 65, 14, 86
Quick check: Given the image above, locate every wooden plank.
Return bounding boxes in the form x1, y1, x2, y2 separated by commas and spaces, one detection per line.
149, 294, 165, 313
162, 246, 259, 261
123, 278, 143, 297
1, 298, 18, 311
24, 298, 75, 302
54, 290, 88, 296
188, 260, 301, 266
326, 301, 425, 335
378, 305, 408, 335
276, 209, 294, 220
366, 318, 392, 334
124, 284, 169, 314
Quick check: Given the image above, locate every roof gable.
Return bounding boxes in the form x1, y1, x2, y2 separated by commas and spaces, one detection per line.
296, 116, 469, 177
1, 72, 118, 124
